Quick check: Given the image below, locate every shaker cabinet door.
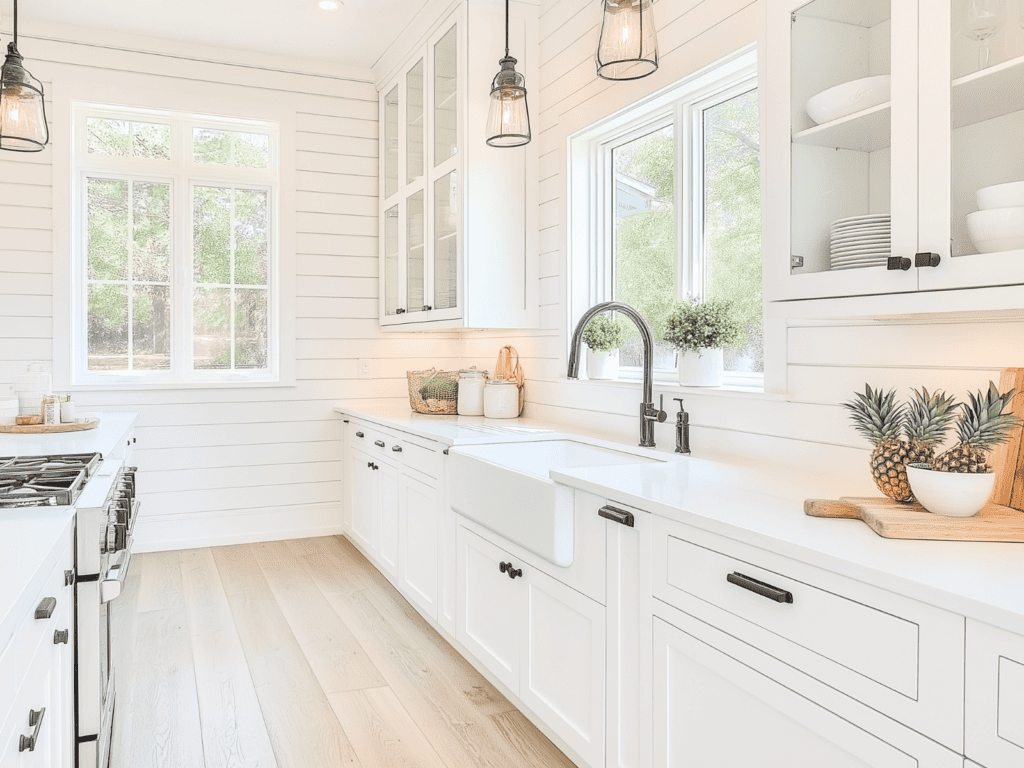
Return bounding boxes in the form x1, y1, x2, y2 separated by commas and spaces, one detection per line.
397, 472, 439, 620
349, 448, 378, 556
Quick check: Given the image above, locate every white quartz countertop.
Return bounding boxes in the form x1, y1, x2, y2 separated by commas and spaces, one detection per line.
0, 506, 75, 660
336, 400, 1024, 635
0, 412, 138, 459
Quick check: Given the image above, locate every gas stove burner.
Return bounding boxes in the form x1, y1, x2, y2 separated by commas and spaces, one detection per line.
0, 452, 102, 508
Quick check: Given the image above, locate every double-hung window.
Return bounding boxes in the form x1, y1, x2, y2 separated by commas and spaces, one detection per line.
70, 103, 280, 385
570, 49, 763, 387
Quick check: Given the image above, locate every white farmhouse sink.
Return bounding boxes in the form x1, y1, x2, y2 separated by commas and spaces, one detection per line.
447, 440, 661, 567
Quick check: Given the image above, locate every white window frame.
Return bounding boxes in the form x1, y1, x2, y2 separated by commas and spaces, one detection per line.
569, 46, 762, 391
51, 80, 297, 391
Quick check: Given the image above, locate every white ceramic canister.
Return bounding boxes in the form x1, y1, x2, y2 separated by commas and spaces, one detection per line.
13, 362, 51, 416
457, 368, 487, 416
0, 395, 18, 426
484, 378, 520, 419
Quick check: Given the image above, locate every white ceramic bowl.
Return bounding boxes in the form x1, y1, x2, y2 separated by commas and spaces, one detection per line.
977, 181, 1024, 211
906, 463, 995, 518
966, 207, 1024, 253
806, 75, 891, 125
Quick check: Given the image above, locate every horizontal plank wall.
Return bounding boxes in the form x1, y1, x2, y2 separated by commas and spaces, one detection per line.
0, 20, 456, 552
461, 0, 1024, 486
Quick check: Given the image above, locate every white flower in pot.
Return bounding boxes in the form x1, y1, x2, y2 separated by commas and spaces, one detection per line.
663, 298, 741, 387
906, 382, 1020, 518
581, 314, 629, 380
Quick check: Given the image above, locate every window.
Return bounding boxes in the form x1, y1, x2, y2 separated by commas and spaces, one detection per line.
571, 49, 762, 386
71, 104, 279, 385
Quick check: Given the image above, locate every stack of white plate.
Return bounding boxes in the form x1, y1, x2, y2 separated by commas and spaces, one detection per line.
829, 214, 891, 270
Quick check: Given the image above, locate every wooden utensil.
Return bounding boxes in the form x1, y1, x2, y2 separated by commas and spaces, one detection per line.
804, 497, 1024, 542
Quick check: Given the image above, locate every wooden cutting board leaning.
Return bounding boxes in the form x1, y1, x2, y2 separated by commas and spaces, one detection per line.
805, 366, 1024, 542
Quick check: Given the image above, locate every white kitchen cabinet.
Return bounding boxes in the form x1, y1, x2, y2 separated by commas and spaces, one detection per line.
377, 460, 400, 580
764, 0, 1024, 311
377, 0, 538, 330
965, 619, 1024, 768
652, 616, 961, 768
348, 446, 378, 555
397, 471, 439, 620
455, 522, 605, 767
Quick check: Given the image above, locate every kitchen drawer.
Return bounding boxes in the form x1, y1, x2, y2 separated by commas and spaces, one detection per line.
965, 619, 1024, 768
652, 517, 965, 752
14, 554, 71, 696
397, 439, 438, 479
347, 420, 440, 478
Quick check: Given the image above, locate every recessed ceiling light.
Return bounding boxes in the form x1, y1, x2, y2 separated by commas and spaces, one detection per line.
318, 0, 340, 9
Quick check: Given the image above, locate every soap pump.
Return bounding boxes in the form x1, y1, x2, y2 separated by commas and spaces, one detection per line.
673, 398, 690, 455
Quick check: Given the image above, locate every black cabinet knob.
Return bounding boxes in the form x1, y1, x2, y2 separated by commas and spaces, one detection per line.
915, 252, 941, 268
356, 431, 364, 438
392, 445, 402, 452
374, 440, 386, 448
54, 629, 69, 645
423, 305, 432, 311
396, 308, 407, 314
887, 257, 912, 271
499, 561, 522, 580
367, 461, 373, 468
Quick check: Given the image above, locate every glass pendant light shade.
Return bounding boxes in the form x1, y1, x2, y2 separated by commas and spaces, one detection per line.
596, 0, 659, 81
486, 56, 531, 147
0, 1, 49, 153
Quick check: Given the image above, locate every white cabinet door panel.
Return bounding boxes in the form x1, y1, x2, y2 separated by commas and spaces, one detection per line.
456, 526, 521, 693
378, 460, 400, 579
520, 567, 605, 768
398, 472, 438, 620
966, 619, 1024, 768
653, 617, 961, 768
349, 448, 377, 555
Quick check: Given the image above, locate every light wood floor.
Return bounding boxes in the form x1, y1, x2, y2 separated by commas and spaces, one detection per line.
109, 535, 577, 768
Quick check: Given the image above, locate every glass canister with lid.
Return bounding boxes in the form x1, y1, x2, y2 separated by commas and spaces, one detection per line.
484, 378, 520, 419
457, 367, 488, 416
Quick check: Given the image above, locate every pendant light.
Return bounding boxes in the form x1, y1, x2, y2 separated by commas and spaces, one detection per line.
485, 0, 531, 147
596, 0, 659, 81
0, 0, 48, 152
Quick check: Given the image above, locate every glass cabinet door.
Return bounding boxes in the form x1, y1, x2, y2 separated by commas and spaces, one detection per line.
407, 191, 425, 313
917, 0, 1024, 290
433, 171, 458, 311
384, 85, 399, 201
434, 25, 458, 168
383, 205, 401, 316
767, 0, 919, 300
407, 59, 424, 184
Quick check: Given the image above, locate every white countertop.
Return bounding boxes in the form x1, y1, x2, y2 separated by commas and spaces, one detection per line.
0, 412, 138, 459
0, 506, 75, 660
337, 400, 1024, 636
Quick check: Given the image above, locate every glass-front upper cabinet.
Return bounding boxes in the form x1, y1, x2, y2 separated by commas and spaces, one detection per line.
764, 0, 920, 301
917, 0, 1024, 291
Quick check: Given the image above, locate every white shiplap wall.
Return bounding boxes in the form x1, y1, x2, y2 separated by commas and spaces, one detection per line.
465, 0, 1023, 484
0, 22, 457, 551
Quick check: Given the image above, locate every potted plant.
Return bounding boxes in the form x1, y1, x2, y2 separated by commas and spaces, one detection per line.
663, 299, 741, 387
906, 383, 1020, 517
582, 314, 629, 380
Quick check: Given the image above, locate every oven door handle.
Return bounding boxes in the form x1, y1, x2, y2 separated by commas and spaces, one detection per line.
100, 548, 132, 604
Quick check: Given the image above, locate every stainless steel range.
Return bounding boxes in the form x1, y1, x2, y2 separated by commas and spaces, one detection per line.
0, 453, 139, 768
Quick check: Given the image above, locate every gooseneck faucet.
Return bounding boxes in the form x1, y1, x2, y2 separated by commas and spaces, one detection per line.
567, 301, 666, 448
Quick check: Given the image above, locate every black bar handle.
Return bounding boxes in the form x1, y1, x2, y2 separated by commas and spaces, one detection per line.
915, 252, 941, 268
356, 431, 364, 438
374, 440, 386, 448
34, 597, 56, 620
392, 445, 402, 452
19, 708, 45, 752
887, 256, 912, 271
727, 572, 793, 604
598, 505, 635, 528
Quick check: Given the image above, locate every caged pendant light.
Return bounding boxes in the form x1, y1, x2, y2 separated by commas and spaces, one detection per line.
0, 0, 48, 152
485, 0, 531, 147
595, 0, 659, 81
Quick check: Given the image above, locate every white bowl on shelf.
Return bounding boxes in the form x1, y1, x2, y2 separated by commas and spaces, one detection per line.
906, 463, 994, 518
977, 181, 1024, 211
806, 75, 891, 125
966, 207, 1024, 253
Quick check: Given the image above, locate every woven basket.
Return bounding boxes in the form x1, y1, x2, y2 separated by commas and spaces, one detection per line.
407, 368, 460, 414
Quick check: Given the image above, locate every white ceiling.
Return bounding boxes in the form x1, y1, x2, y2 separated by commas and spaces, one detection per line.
5, 0, 428, 68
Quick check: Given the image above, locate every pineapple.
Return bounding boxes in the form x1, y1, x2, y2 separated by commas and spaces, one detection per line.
904, 387, 959, 464
843, 385, 915, 502
933, 382, 1020, 473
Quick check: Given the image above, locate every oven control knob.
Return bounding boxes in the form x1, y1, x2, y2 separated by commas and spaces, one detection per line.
102, 524, 127, 553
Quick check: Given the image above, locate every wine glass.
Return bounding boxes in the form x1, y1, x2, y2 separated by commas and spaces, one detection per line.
963, 0, 1008, 70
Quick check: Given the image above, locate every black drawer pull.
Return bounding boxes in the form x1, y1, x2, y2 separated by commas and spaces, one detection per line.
35, 597, 56, 620
887, 256, 912, 271
727, 572, 793, 604
54, 629, 69, 645
499, 561, 523, 580
356, 431, 365, 438
19, 708, 45, 752
392, 445, 402, 452
598, 505, 635, 527
375, 440, 386, 448
915, 252, 941, 268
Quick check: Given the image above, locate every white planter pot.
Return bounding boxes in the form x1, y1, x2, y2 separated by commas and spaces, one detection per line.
906, 463, 996, 518
677, 348, 724, 387
586, 349, 620, 380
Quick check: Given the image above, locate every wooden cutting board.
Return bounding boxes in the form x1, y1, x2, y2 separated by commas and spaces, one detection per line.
804, 497, 1024, 542
0, 418, 99, 434
989, 367, 1024, 510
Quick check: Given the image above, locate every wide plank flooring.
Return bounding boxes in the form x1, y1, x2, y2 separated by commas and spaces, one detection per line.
111, 536, 577, 768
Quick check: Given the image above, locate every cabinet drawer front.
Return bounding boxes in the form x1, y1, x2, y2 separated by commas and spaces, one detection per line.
347, 420, 439, 477
966, 619, 1024, 767
15, 553, 71, 694
399, 440, 438, 479
652, 518, 964, 751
